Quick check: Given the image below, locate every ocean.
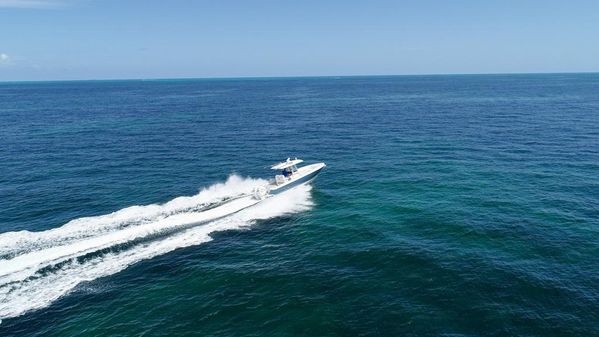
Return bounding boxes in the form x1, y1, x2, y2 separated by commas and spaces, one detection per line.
0, 74, 598, 336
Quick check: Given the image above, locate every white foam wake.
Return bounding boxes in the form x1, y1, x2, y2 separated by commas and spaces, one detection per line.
0, 175, 313, 321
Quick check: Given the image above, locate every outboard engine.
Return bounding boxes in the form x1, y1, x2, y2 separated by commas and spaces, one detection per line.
252, 186, 270, 200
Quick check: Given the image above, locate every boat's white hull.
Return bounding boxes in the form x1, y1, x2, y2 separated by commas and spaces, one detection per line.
269, 163, 326, 195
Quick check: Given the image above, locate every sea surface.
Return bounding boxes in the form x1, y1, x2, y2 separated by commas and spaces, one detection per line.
1, 74, 598, 336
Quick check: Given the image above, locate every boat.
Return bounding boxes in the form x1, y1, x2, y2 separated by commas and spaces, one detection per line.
252, 158, 326, 199
187, 158, 324, 218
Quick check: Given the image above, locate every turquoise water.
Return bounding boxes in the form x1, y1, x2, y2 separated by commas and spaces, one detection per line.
1, 74, 598, 336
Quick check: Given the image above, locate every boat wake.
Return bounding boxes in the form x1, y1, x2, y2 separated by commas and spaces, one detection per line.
0, 175, 313, 322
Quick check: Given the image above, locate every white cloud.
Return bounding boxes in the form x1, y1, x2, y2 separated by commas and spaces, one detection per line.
0, 53, 10, 64
0, 0, 65, 9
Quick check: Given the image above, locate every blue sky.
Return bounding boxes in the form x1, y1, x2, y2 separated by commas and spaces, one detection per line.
1, 0, 598, 80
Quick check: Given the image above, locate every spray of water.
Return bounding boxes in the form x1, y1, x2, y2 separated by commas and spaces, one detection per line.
0, 175, 313, 321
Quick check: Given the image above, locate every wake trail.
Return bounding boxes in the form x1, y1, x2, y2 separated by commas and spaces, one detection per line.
0, 175, 313, 321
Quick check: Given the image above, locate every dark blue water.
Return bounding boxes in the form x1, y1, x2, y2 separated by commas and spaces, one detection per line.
1, 74, 598, 336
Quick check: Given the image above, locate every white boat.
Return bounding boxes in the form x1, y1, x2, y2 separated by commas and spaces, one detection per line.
252, 158, 326, 200
185, 158, 324, 219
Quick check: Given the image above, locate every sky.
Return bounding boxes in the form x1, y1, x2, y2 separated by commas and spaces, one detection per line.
0, 0, 598, 81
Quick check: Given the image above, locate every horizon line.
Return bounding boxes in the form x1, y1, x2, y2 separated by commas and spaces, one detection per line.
1, 71, 598, 83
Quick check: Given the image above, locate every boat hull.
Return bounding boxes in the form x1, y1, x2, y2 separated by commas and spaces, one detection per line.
270, 163, 325, 195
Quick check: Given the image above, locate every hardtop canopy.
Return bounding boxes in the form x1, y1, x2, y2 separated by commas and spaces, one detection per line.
271, 158, 303, 170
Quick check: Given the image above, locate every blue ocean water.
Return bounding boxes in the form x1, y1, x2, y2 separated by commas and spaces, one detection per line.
0, 74, 598, 336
